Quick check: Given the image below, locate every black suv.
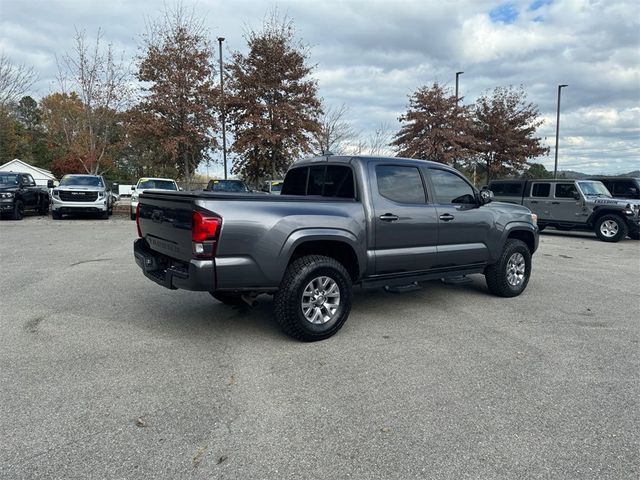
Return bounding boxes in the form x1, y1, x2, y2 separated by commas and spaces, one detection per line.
0, 171, 51, 220
587, 177, 640, 200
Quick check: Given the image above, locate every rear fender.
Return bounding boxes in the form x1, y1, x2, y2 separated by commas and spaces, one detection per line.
279, 228, 365, 279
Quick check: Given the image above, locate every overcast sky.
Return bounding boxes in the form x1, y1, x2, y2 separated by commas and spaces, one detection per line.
1, 0, 638, 175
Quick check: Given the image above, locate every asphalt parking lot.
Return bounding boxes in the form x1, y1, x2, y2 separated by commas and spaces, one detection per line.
1, 214, 638, 479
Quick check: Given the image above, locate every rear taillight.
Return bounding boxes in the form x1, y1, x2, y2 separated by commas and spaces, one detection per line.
192, 210, 221, 257
136, 203, 142, 237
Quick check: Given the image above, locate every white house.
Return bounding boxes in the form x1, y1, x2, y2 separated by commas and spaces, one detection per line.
0, 159, 56, 186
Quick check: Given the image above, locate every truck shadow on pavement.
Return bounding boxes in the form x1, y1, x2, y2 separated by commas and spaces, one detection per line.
133, 278, 493, 342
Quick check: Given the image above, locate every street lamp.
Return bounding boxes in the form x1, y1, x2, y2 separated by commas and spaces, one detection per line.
218, 37, 228, 180
455, 71, 464, 101
553, 84, 568, 179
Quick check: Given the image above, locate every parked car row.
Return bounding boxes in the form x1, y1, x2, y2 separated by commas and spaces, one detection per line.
487, 178, 640, 242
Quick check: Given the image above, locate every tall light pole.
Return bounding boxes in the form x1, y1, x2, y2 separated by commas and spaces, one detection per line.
218, 37, 228, 180
455, 71, 464, 101
553, 84, 568, 179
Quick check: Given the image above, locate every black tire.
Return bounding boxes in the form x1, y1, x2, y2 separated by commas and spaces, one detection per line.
210, 292, 245, 306
100, 210, 109, 220
51, 210, 61, 220
11, 200, 24, 220
594, 214, 628, 243
38, 198, 49, 215
274, 255, 352, 342
130, 209, 136, 221
628, 230, 640, 240
485, 239, 532, 298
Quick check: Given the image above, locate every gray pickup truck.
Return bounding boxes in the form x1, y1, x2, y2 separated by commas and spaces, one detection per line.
134, 155, 539, 341
488, 178, 640, 242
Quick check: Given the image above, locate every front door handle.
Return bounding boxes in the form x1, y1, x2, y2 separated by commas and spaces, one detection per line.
379, 213, 399, 222
439, 213, 455, 221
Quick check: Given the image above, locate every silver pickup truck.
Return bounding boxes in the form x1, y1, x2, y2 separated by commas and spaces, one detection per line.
488, 178, 640, 242
134, 155, 539, 341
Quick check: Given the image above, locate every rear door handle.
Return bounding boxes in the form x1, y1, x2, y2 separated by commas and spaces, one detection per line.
439, 213, 455, 221
379, 213, 399, 222
530, 200, 538, 204
551, 201, 560, 205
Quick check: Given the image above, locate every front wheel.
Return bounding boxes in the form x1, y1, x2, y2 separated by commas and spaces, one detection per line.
485, 239, 532, 298
11, 200, 24, 220
274, 255, 352, 341
594, 214, 628, 242
51, 210, 61, 220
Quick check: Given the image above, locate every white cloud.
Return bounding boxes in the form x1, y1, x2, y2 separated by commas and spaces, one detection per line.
1, 0, 638, 173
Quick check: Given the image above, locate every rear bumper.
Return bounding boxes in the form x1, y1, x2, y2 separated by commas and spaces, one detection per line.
133, 238, 214, 291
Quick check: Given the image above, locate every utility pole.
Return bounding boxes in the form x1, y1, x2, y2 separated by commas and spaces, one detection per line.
218, 37, 227, 180
455, 71, 464, 102
553, 84, 568, 179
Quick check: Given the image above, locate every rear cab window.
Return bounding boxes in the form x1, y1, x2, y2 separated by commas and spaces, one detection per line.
281, 165, 356, 199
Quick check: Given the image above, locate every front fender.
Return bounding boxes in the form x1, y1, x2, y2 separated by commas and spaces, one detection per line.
494, 221, 539, 261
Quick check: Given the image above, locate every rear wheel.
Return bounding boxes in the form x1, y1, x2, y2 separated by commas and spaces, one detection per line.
11, 200, 24, 220
485, 239, 531, 298
594, 214, 627, 242
210, 292, 245, 306
274, 255, 352, 341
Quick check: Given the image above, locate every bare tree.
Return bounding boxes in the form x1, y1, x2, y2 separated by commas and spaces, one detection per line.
56, 28, 131, 173
353, 122, 393, 156
0, 52, 37, 108
311, 103, 357, 155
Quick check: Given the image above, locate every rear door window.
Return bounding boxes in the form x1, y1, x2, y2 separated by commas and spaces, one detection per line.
531, 183, 550, 197
376, 165, 426, 204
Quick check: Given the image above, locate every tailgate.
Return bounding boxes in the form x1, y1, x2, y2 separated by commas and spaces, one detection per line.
138, 192, 195, 262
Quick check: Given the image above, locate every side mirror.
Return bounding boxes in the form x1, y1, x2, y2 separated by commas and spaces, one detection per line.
479, 188, 494, 205
179, 187, 184, 191
131, 186, 135, 191
573, 191, 580, 200
47, 180, 54, 189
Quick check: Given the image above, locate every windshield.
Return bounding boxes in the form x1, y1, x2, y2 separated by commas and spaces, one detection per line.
0, 173, 19, 185
137, 179, 177, 190
59, 175, 104, 187
207, 180, 248, 192
578, 181, 612, 197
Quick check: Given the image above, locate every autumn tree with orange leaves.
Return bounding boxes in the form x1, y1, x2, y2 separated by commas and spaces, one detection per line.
134, 5, 219, 182
226, 14, 322, 184
391, 82, 476, 168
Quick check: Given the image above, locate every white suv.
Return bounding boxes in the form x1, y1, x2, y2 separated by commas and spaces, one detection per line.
130, 177, 179, 220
